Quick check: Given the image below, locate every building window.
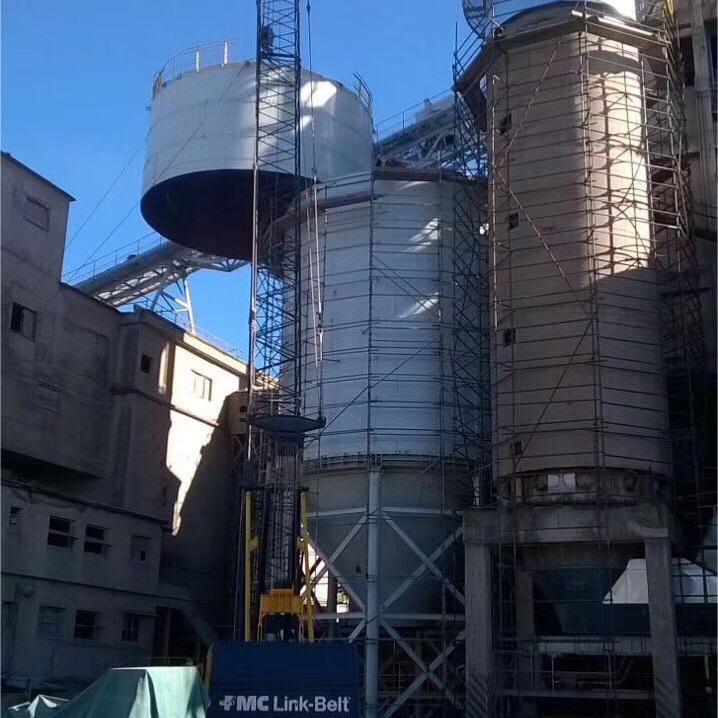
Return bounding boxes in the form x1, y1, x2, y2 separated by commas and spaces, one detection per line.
37, 606, 65, 638
130, 535, 150, 564
24, 195, 49, 230
10, 302, 37, 340
74, 610, 99, 640
512, 440, 523, 458
503, 328, 516, 346
83, 525, 108, 555
679, 38, 695, 86
8, 506, 22, 528
508, 212, 519, 229
499, 113, 512, 136
47, 516, 75, 549
140, 354, 153, 374
121, 614, 141, 643
191, 371, 212, 401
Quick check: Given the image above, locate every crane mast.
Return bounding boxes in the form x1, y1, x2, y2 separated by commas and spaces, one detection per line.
245, 0, 320, 642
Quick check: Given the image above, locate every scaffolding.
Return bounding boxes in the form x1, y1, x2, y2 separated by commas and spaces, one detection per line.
296, 169, 478, 717
457, 0, 715, 716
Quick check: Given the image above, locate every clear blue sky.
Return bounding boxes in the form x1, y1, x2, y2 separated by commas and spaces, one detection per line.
2, 1, 470, 355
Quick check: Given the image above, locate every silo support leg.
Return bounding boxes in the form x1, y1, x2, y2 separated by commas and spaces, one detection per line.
365, 469, 381, 718
645, 537, 682, 718
465, 543, 494, 718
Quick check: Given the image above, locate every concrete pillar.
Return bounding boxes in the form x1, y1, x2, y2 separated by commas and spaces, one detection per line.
515, 569, 539, 717
645, 537, 682, 718
465, 543, 494, 718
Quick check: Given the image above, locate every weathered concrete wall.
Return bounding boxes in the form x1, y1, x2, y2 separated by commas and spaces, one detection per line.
1, 154, 119, 479
1, 480, 163, 681
1, 154, 249, 681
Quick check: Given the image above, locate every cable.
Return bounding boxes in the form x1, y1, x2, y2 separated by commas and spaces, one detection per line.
67, 135, 148, 250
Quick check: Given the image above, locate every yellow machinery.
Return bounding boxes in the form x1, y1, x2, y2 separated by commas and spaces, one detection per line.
244, 491, 315, 642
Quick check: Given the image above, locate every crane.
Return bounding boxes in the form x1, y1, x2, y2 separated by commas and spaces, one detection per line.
241, 0, 323, 644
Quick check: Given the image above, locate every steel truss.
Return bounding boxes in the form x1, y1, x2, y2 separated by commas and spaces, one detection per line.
306, 488, 466, 718
73, 241, 246, 311
243, 0, 308, 609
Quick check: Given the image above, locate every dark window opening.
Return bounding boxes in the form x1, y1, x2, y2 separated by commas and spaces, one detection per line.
140, 354, 153, 373
131, 535, 150, 563
499, 113, 512, 136
9, 506, 22, 527
239, 405, 248, 414
680, 38, 695, 86
24, 196, 49, 230
122, 614, 141, 642
83, 525, 108, 555
10, 302, 37, 340
512, 440, 523, 457
74, 610, 98, 640
508, 213, 519, 229
47, 516, 75, 549
503, 328, 516, 346
37, 606, 65, 638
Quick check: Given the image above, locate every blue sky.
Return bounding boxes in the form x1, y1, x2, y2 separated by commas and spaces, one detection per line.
2, 1, 469, 355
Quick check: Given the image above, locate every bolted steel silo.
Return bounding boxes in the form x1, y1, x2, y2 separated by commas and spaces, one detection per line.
141, 44, 374, 259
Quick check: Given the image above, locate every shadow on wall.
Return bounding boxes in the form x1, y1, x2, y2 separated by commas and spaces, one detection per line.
159, 392, 242, 642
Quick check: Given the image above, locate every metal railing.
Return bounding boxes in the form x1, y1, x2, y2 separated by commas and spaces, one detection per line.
352, 72, 374, 118
152, 40, 243, 98
373, 90, 451, 142
63, 233, 165, 284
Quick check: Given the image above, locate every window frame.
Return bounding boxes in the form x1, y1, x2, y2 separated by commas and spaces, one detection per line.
47, 516, 76, 549
191, 370, 213, 402
73, 609, 99, 640
37, 605, 65, 639
23, 195, 50, 231
140, 353, 153, 374
10, 302, 37, 340
121, 613, 141, 643
130, 535, 151, 564
83, 524, 109, 556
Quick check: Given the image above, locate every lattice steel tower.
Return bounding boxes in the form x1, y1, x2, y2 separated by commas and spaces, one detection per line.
247, 0, 323, 631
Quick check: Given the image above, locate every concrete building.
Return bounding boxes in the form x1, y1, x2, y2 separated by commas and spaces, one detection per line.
1, 152, 248, 694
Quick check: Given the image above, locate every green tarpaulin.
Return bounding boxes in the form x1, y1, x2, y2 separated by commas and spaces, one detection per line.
7, 668, 209, 718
